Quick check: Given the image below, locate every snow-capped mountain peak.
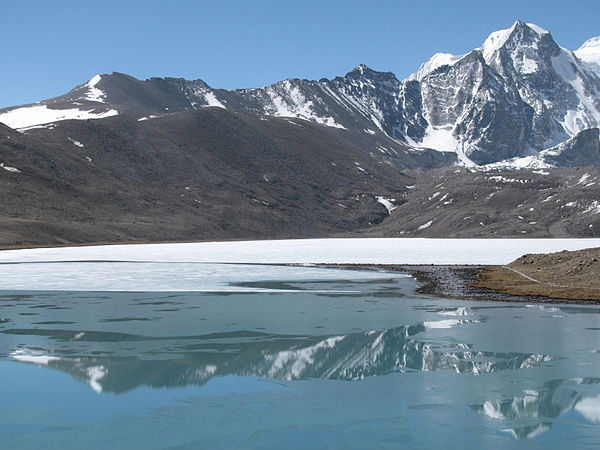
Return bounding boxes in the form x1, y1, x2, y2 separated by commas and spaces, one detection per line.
353, 64, 370, 74
480, 20, 553, 67
480, 21, 520, 61
401, 20, 600, 165
575, 36, 600, 77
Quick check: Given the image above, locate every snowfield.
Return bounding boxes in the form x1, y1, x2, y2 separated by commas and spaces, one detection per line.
0, 238, 598, 291
0, 105, 118, 130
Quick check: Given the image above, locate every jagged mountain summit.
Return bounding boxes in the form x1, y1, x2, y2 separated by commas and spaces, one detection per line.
1, 20, 599, 169
406, 21, 600, 165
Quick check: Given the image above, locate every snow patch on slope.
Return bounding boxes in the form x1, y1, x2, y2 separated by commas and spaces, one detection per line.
83, 75, 107, 103
552, 49, 600, 135
265, 81, 346, 129
0, 162, 21, 173
418, 126, 459, 153
67, 137, 84, 148
482, 155, 553, 171
376, 196, 397, 213
479, 133, 587, 170
0, 105, 118, 129
203, 91, 225, 108
417, 220, 433, 230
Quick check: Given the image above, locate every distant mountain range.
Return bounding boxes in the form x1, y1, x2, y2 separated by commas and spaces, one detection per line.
0, 21, 600, 246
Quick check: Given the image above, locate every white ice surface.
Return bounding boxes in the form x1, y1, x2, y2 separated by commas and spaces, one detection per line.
0, 261, 401, 292
418, 126, 459, 153
2, 238, 598, 265
0, 238, 599, 292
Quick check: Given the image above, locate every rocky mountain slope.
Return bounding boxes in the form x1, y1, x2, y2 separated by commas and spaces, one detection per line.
364, 165, 600, 238
0, 108, 427, 246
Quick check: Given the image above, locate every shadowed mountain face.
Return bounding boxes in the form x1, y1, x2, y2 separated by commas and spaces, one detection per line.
0, 109, 452, 246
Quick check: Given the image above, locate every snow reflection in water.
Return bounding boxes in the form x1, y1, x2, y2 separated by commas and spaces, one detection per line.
474, 378, 600, 439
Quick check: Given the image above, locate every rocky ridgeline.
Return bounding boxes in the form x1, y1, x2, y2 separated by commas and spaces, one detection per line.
1, 21, 600, 168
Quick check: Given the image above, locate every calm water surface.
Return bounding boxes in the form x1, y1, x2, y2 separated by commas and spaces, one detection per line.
2, 264, 600, 449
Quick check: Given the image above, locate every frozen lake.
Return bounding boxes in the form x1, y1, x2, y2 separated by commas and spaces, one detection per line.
1, 239, 600, 449
0, 238, 599, 291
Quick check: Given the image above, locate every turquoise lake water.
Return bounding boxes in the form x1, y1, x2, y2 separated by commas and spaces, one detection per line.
1, 265, 600, 449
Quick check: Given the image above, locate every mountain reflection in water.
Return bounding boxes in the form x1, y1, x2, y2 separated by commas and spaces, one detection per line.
474, 378, 600, 439
8, 321, 550, 394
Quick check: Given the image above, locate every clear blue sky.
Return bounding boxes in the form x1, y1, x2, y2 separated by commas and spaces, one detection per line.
1, 0, 599, 108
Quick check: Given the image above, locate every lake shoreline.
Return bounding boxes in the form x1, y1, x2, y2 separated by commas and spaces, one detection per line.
325, 263, 600, 305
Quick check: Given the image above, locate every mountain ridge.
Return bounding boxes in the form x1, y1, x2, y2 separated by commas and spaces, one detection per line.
2, 20, 599, 169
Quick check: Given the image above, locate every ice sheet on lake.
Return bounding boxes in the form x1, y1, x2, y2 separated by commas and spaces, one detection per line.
0, 238, 598, 292
1, 238, 598, 265
0, 261, 401, 292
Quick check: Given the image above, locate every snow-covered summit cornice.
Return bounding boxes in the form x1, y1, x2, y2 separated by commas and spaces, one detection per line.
575, 35, 600, 77
579, 36, 600, 50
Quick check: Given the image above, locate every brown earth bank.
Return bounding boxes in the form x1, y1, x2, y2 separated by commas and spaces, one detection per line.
473, 247, 600, 301
329, 248, 600, 304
